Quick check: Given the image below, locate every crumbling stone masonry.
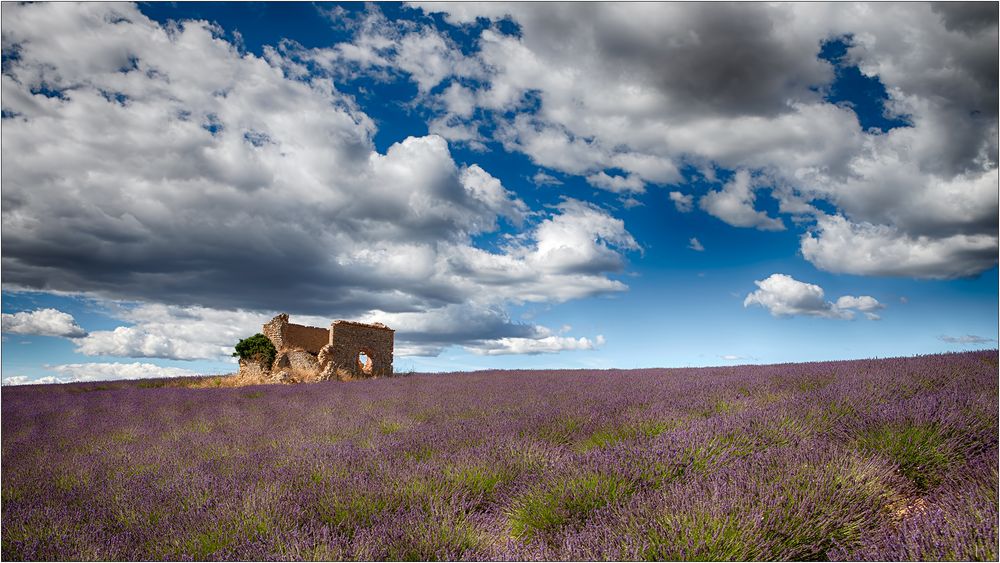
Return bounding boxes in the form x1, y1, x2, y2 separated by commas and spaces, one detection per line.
239, 313, 394, 384
326, 321, 395, 379
263, 314, 329, 354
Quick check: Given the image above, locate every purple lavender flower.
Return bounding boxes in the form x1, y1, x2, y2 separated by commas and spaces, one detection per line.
2, 350, 995, 560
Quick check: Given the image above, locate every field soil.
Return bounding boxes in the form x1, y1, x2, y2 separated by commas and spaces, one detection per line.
2, 351, 997, 560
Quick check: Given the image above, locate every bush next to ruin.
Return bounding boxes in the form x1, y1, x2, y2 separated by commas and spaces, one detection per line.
232, 333, 276, 368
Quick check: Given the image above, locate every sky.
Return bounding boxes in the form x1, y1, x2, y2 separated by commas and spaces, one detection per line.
1, 2, 997, 385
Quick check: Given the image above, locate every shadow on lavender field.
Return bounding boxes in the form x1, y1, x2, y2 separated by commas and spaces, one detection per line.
2, 351, 997, 561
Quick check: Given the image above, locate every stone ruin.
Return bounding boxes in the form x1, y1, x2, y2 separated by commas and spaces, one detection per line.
237, 313, 394, 384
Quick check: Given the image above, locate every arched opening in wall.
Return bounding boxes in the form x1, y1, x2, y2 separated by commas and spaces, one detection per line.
357, 350, 374, 375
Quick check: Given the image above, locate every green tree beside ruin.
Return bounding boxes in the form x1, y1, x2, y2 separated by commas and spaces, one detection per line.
232, 333, 277, 368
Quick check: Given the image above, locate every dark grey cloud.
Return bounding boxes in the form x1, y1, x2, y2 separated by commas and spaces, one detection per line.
932, 2, 999, 34
589, 3, 831, 118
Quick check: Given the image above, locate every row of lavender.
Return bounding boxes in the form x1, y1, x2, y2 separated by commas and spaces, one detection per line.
2, 351, 996, 560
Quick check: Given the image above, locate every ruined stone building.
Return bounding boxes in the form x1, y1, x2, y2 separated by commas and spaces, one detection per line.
238, 313, 394, 384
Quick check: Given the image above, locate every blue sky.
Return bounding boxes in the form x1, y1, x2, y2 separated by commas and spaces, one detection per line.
2, 2, 997, 384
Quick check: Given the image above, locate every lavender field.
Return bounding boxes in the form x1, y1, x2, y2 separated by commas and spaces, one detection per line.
2, 351, 997, 561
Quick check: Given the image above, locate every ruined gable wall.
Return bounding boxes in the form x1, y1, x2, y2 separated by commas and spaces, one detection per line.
262, 313, 328, 354
327, 321, 394, 379
262, 314, 289, 350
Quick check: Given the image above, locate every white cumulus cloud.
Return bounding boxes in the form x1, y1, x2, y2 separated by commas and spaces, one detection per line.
72, 303, 266, 361
468, 334, 606, 356
586, 171, 646, 194
744, 273, 883, 320
50, 362, 199, 383
2, 363, 199, 384
801, 214, 998, 279
699, 170, 785, 231
2, 375, 37, 386
720, 354, 754, 362
532, 171, 563, 187
939, 334, 996, 345
834, 295, 884, 312
669, 191, 694, 213
1, 308, 86, 338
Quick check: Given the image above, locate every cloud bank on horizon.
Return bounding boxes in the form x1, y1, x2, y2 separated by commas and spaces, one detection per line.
1, 2, 996, 382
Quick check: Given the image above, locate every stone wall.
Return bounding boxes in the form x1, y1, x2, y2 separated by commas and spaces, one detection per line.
284, 323, 329, 354
326, 321, 394, 379
262, 314, 289, 350
262, 313, 328, 354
